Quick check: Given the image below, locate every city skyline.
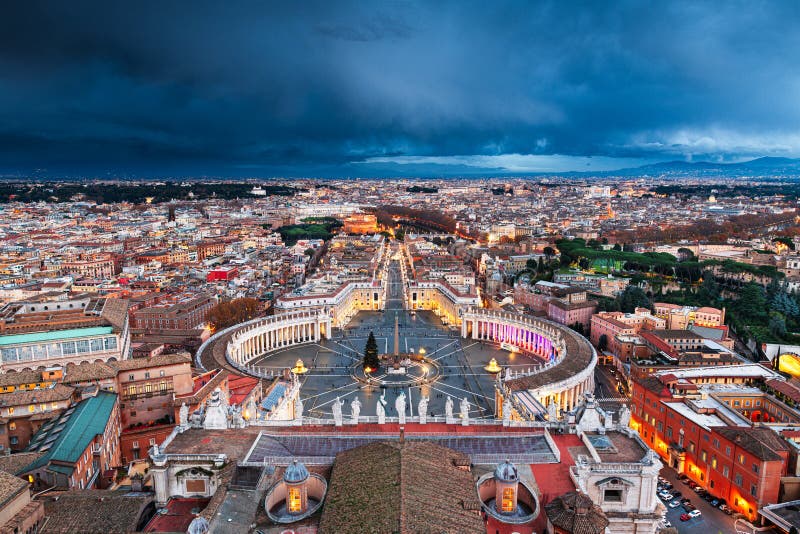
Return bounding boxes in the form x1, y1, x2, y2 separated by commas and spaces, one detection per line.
2, 1, 800, 176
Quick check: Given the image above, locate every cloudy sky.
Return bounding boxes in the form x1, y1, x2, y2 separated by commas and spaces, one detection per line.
1, 1, 799, 177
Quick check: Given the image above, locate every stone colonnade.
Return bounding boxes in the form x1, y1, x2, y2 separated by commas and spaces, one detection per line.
227, 312, 331, 366
463, 309, 595, 413
461, 309, 565, 362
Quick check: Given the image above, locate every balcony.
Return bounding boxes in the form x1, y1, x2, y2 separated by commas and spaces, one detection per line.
121, 384, 174, 401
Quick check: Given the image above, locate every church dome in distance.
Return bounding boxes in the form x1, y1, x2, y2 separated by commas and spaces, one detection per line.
494, 459, 519, 482
284, 459, 309, 483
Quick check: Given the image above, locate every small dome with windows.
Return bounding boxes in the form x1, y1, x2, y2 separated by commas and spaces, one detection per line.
284, 459, 309, 483
494, 459, 519, 482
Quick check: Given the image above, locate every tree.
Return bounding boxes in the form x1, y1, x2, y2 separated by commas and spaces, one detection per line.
207, 298, 260, 331
543, 246, 556, 260
617, 286, 651, 313
697, 271, 720, 304
677, 247, 695, 262
363, 331, 381, 371
769, 312, 788, 338
597, 334, 608, 352
394, 229, 405, 241
612, 243, 622, 251
735, 282, 768, 324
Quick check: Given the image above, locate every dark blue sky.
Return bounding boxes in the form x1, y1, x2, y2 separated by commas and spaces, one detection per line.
1, 1, 799, 177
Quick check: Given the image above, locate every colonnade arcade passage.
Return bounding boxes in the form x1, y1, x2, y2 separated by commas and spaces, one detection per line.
227, 312, 332, 366
461, 309, 566, 363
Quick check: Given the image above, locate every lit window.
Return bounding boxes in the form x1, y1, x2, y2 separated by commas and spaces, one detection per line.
288, 486, 302, 513
501, 487, 515, 512
28, 405, 34, 413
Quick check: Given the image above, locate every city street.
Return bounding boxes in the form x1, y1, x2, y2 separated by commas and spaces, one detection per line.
593, 364, 629, 421
658, 464, 737, 534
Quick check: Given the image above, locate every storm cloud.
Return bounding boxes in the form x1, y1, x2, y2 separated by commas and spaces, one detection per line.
1, 1, 799, 176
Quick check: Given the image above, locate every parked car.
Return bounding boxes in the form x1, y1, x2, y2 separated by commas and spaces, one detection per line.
681, 497, 691, 505
679, 474, 690, 483
682, 503, 696, 512
662, 482, 673, 490
680, 513, 690, 522
688, 481, 698, 489
688, 510, 702, 519
669, 500, 681, 508
710, 498, 720, 506
671, 490, 682, 498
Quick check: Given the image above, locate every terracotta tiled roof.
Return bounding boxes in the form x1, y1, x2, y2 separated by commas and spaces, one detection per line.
320, 441, 484, 534
61, 362, 117, 383
0, 452, 43, 475
108, 351, 191, 371
0, 370, 47, 388
0, 469, 28, 510
544, 491, 609, 534
39, 490, 152, 534
715, 426, 790, 462
0, 384, 75, 407
506, 328, 595, 392
98, 298, 129, 331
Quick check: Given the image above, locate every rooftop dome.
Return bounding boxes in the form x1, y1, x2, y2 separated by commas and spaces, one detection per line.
187, 516, 210, 534
494, 459, 519, 482
544, 491, 608, 534
284, 459, 309, 483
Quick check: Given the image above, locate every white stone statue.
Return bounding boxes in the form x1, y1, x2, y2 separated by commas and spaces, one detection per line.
618, 404, 631, 429
502, 397, 512, 425
547, 398, 559, 422
395, 391, 407, 425
294, 397, 304, 423
445, 395, 455, 424
231, 406, 246, 428
460, 397, 470, 426
504, 367, 512, 381
350, 397, 361, 425
377, 393, 387, 424
418, 396, 429, 425
332, 396, 344, 426
179, 402, 189, 429
203, 388, 229, 430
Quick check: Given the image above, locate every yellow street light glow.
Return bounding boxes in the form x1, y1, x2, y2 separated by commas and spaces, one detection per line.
291, 359, 309, 375
484, 358, 502, 373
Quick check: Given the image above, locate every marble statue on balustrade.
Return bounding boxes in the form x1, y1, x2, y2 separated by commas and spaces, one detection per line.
504, 368, 512, 381
332, 396, 344, 426
445, 395, 455, 424
350, 397, 361, 425
502, 397, 512, 425
179, 402, 189, 430
460, 396, 470, 426
395, 391, 407, 425
418, 396, 429, 424
618, 403, 631, 429
230, 405, 246, 429
377, 392, 387, 424
294, 397, 304, 424
547, 398, 559, 422
203, 388, 229, 430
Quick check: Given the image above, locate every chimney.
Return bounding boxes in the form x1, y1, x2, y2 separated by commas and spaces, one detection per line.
399, 426, 405, 445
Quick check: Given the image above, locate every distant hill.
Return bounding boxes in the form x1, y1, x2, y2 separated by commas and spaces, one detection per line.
608, 156, 800, 178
